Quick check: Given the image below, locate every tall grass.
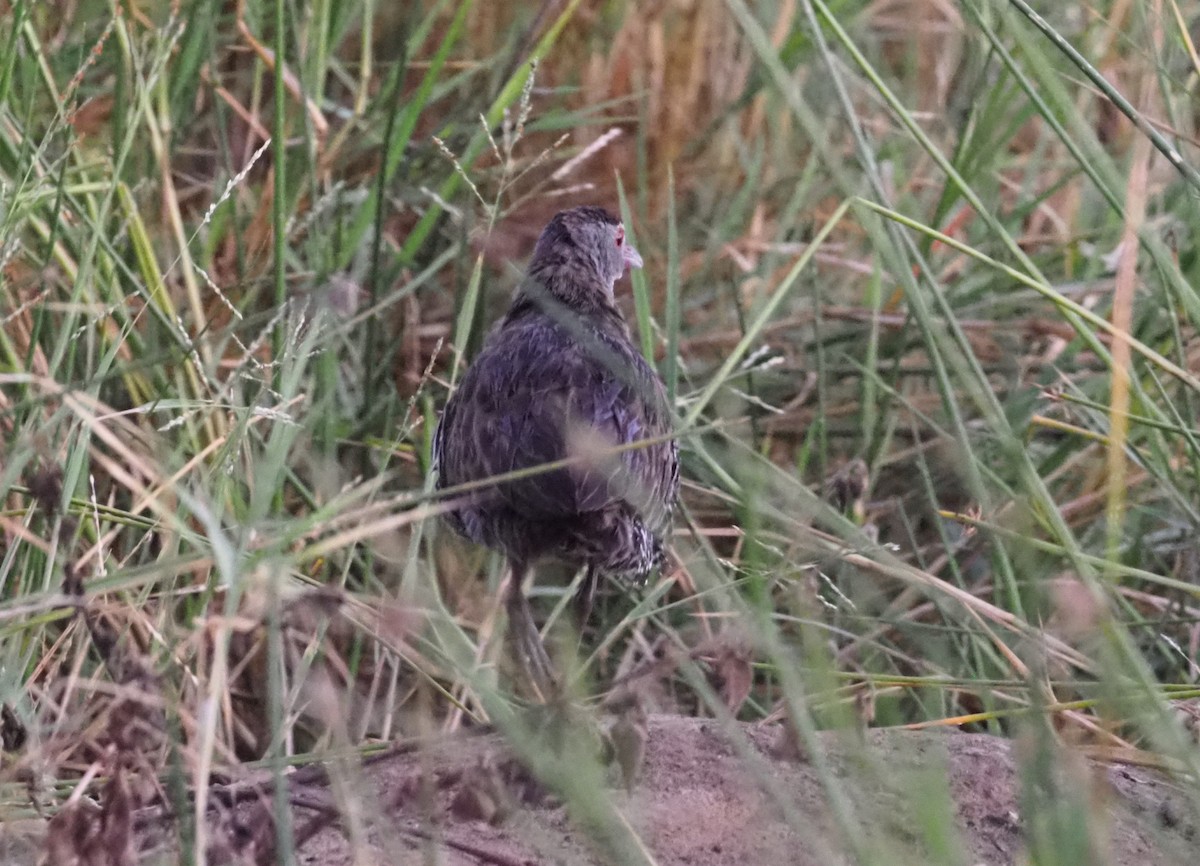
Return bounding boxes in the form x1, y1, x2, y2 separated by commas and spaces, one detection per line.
2, 0, 1200, 862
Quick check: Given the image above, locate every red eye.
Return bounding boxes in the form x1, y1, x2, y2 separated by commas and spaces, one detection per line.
615, 226, 625, 247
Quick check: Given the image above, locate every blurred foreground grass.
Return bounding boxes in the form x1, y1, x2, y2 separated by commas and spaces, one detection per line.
3, 0, 1200, 862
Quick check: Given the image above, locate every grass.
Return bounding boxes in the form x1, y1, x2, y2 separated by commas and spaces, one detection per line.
3, 0, 1200, 863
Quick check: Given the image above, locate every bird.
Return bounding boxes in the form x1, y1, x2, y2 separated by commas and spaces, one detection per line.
433, 206, 679, 693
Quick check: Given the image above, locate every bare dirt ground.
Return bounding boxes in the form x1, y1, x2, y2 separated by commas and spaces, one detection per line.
4, 714, 1196, 865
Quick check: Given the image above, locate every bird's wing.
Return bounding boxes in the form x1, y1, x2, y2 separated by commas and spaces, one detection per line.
436, 316, 676, 527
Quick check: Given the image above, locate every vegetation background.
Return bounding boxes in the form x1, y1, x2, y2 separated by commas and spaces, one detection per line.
3, 0, 1200, 862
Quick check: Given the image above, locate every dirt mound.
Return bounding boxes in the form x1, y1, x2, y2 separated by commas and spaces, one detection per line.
287, 715, 1193, 865
7, 714, 1195, 865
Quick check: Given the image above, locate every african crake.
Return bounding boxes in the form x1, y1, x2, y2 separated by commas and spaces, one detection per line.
434, 206, 679, 690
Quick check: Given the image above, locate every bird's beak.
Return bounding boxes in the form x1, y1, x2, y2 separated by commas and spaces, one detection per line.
623, 243, 643, 270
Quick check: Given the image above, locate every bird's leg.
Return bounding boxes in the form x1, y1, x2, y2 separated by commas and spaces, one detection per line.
572, 564, 600, 637
505, 561, 557, 698
556, 564, 603, 688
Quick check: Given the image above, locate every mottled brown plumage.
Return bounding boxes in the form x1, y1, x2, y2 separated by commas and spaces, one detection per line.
434, 206, 678, 690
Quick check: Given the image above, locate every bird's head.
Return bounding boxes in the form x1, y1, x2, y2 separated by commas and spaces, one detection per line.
527, 206, 643, 300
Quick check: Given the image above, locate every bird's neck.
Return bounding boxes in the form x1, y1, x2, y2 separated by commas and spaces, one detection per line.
509, 268, 628, 333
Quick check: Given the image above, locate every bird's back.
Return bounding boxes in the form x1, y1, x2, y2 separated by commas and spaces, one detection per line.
435, 300, 677, 576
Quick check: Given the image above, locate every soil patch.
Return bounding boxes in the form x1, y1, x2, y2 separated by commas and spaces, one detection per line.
7, 715, 1196, 865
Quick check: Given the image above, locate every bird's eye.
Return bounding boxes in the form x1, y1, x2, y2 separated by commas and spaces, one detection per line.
615, 226, 625, 247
